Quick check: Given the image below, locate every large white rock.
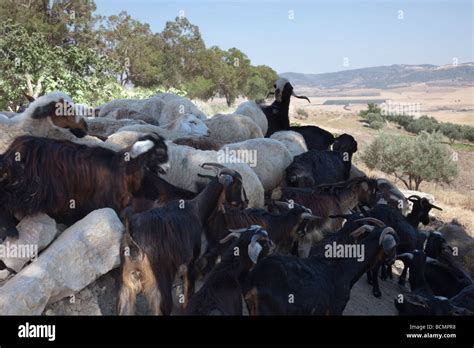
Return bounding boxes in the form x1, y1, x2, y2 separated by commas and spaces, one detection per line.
0, 214, 58, 273
0, 208, 124, 315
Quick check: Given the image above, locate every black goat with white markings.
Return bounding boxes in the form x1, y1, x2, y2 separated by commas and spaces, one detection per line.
244, 221, 398, 315
185, 226, 274, 315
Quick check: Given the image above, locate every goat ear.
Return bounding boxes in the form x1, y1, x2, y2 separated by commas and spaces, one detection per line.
31, 101, 58, 119
130, 140, 154, 158
248, 239, 263, 264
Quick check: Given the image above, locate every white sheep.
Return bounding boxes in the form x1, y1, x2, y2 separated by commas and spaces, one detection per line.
235, 100, 268, 135
270, 130, 308, 157
205, 113, 263, 143
0, 92, 91, 152
158, 96, 207, 124
97, 97, 166, 124
165, 143, 264, 208
221, 138, 292, 193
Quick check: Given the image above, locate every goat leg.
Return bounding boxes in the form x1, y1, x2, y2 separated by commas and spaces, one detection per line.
372, 263, 382, 298
366, 270, 373, 285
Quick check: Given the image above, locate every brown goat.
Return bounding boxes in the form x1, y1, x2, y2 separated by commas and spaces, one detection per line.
117, 164, 246, 315
0, 133, 169, 239
271, 176, 379, 257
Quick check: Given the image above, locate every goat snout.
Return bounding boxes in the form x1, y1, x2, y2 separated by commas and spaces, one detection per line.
158, 162, 170, 174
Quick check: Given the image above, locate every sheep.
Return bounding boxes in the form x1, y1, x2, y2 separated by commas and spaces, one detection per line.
285, 133, 358, 188
117, 164, 243, 315
0, 92, 90, 152
438, 221, 474, 278
172, 136, 225, 151
269, 130, 308, 157
158, 96, 207, 124
97, 97, 166, 123
85, 117, 147, 138
185, 226, 275, 315
235, 100, 268, 135
0, 133, 169, 239
100, 107, 159, 125
221, 138, 292, 193
162, 143, 265, 208
271, 176, 379, 257
204, 114, 263, 143
244, 222, 398, 315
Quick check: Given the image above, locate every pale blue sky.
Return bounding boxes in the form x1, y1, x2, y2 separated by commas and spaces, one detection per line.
94, 0, 474, 74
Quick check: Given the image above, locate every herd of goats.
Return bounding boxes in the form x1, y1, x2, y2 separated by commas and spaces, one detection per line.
0, 78, 472, 316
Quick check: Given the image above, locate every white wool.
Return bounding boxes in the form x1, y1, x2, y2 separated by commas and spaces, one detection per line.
160, 114, 209, 136
204, 113, 263, 143
235, 101, 268, 135
130, 139, 155, 158
270, 131, 308, 157
17, 91, 72, 122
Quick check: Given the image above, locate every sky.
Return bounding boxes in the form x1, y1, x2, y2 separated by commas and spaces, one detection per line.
94, 0, 474, 74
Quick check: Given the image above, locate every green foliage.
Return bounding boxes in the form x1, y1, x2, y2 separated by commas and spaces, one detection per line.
362, 131, 458, 190
0, 3, 279, 109
359, 104, 474, 144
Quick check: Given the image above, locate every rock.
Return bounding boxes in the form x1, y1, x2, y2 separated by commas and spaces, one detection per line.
0, 214, 58, 273
0, 208, 123, 315
0, 269, 10, 281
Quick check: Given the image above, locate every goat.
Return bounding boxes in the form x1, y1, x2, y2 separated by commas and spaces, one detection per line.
185, 226, 274, 315
395, 250, 474, 316
406, 195, 442, 228
117, 164, 243, 315
0, 133, 169, 239
285, 133, 358, 187
272, 176, 378, 257
361, 204, 425, 296
131, 171, 197, 212
261, 78, 335, 150
173, 136, 225, 151
244, 222, 398, 315
201, 200, 319, 275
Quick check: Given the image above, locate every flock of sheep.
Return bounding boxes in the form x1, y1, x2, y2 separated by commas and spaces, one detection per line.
0, 78, 472, 316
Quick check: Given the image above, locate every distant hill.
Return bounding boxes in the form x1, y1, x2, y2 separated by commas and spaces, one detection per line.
280, 63, 474, 89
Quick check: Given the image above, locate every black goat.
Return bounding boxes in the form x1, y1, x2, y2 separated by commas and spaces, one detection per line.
362, 204, 425, 297
285, 133, 358, 187
406, 195, 442, 228
244, 223, 398, 315
185, 226, 274, 315
261, 78, 334, 150
117, 164, 242, 315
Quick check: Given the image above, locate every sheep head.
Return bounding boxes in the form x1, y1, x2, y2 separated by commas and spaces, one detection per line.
25, 92, 89, 138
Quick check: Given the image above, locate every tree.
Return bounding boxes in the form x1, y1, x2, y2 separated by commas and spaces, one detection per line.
362, 131, 458, 190
185, 76, 216, 100
439, 123, 463, 144
245, 65, 278, 101
0, 21, 114, 110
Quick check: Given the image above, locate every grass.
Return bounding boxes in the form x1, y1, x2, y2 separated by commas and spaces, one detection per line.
450, 142, 474, 153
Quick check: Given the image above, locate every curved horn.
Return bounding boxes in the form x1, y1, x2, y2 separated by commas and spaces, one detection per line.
354, 217, 385, 227
350, 224, 375, 238
301, 212, 320, 220
379, 227, 398, 245
396, 252, 414, 260
291, 91, 310, 103
220, 232, 242, 244
428, 202, 443, 211
273, 201, 292, 210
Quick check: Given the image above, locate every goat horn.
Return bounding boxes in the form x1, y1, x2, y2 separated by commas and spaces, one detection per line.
379, 227, 397, 246
301, 212, 320, 220
291, 91, 311, 103
428, 203, 443, 211
219, 232, 242, 244
354, 217, 385, 227
273, 200, 292, 209
350, 224, 374, 238
407, 195, 421, 201
396, 252, 414, 260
